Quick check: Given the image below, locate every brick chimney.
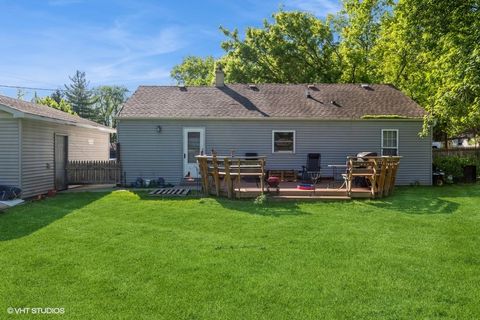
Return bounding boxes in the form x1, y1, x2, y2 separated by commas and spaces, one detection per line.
215, 63, 224, 87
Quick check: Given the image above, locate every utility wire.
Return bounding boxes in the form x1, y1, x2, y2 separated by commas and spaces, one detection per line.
0, 84, 65, 91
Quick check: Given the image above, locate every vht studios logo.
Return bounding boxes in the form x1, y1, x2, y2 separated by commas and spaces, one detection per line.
7, 307, 65, 315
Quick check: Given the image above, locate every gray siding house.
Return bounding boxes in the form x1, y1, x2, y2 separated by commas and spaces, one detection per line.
0, 95, 115, 198
117, 72, 431, 186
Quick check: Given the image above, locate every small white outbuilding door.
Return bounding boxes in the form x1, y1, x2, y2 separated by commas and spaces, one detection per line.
183, 128, 205, 178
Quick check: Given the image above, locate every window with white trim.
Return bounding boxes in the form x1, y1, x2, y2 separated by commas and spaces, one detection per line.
272, 130, 295, 153
381, 129, 398, 156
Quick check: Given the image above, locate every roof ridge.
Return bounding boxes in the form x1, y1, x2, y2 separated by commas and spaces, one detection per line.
137, 83, 395, 88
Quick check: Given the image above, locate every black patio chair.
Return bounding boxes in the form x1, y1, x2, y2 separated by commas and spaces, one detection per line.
301, 153, 321, 184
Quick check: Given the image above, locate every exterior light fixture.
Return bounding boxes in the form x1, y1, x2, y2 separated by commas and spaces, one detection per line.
156, 126, 162, 133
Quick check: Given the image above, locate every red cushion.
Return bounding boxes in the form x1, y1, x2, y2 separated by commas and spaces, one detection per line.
267, 177, 280, 183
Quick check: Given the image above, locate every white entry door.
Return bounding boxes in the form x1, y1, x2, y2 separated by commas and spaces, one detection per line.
183, 128, 205, 178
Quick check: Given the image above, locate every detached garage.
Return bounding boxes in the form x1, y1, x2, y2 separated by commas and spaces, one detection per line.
0, 94, 115, 198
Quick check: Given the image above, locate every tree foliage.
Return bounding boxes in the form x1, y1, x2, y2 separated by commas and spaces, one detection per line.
170, 2, 480, 136
92, 86, 128, 127
375, 0, 480, 136
64, 70, 97, 120
220, 11, 339, 83
170, 56, 215, 85
50, 89, 64, 104
334, 0, 393, 83
35, 96, 75, 114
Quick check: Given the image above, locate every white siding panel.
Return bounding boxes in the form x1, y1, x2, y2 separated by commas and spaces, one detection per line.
118, 119, 432, 186
21, 119, 110, 198
0, 112, 20, 187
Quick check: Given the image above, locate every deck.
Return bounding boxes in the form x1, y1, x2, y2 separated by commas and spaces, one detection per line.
229, 180, 371, 200
196, 155, 400, 200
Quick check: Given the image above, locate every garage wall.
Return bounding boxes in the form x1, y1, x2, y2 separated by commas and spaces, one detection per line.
0, 110, 20, 187
21, 119, 110, 198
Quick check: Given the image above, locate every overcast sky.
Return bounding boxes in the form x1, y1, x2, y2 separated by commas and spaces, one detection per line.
0, 0, 341, 98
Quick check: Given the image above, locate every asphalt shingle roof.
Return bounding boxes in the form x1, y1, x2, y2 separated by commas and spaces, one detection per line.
118, 83, 425, 120
0, 94, 112, 130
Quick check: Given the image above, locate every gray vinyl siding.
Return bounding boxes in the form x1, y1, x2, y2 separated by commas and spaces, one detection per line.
0, 111, 20, 187
21, 119, 110, 198
118, 119, 432, 186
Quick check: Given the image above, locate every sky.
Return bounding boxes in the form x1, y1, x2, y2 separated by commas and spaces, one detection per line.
0, 0, 341, 98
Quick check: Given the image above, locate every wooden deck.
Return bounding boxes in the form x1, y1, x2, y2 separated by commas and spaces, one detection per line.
231, 181, 371, 200
196, 155, 401, 200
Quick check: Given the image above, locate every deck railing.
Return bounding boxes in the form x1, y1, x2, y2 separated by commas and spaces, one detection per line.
196, 155, 400, 199
346, 156, 401, 198
196, 155, 266, 199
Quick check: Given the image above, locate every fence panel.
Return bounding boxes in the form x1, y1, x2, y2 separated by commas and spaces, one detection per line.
433, 148, 480, 158
67, 160, 122, 184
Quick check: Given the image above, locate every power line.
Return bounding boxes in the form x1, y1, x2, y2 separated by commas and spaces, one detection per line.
0, 84, 64, 92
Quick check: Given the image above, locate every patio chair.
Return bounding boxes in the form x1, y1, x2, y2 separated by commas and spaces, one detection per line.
301, 153, 321, 184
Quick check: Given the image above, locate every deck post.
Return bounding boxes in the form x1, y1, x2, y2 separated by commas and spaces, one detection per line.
260, 158, 265, 194
371, 158, 378, 199
236, 158, 241, 199
224, 158, 233, 199
347, 158, 353, 196
212, 155, 221, 196
383, 158, 394, 197
377, 159, 387, 198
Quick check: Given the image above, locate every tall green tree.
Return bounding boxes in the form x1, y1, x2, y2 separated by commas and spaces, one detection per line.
220, 11, 340, 83
171, 11, 340, 85
375, 0, 480, 136
92, 86, 128, 127
171, 56, 215, 85
35, 96, 75, 115
334, 0, 393, 83
50, 89, 64, 104
64, 70, 97, 120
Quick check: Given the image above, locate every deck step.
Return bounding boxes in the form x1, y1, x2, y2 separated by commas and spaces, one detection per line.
270, 195, 351, 201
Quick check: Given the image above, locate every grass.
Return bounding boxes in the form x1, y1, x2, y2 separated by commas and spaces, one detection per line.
1, 185, 480, 319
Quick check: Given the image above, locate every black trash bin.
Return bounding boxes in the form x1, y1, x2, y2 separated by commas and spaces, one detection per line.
463, 165, 477, 183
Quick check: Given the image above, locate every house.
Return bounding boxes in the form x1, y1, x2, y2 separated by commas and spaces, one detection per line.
0, 95, 115, 198
117, 69, 432, 186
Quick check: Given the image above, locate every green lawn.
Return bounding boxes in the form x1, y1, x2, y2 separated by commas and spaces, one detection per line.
1, 185, 479, 319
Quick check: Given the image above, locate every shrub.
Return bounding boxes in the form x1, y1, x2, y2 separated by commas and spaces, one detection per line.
433, 155, 480, 178
254, 194, 268, 205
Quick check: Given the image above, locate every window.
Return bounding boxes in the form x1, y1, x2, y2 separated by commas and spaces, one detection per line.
272, 130, 295, 153
382, 129, 398, 156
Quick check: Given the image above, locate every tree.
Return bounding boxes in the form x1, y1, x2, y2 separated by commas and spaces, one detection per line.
220, 11, 340, 83
50, 89, 64, 104
16, 89, 25, 100
171, 11, 340, 85
64, 70, 97, 120
171, 56, 215, 85
92, 86, 128, 127
374, 0, 480, 136
34, 96, 75, 114
334, 0, 393, 83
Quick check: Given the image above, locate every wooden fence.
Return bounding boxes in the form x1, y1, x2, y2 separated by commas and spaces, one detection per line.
67, 160, 122, 184
433, 148, 480, 158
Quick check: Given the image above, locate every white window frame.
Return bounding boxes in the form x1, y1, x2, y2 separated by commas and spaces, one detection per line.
272, 130, 296, 154
381, 129, 399, 156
